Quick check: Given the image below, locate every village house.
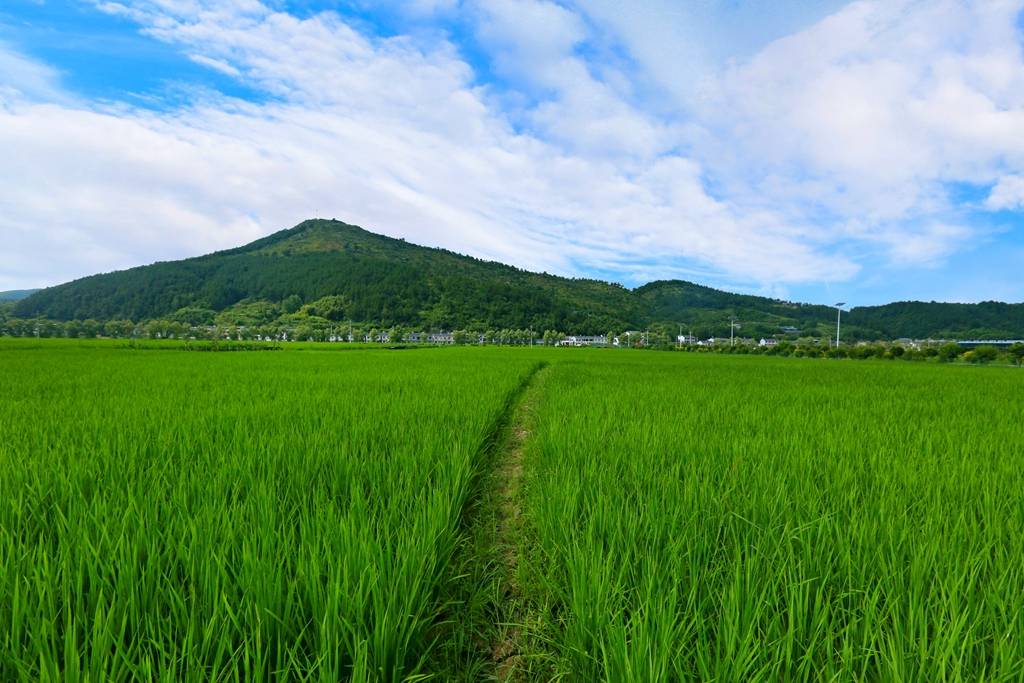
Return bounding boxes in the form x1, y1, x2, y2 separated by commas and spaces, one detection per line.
559, 335, 607, 347
615, 331, 644, 346
428, 332, 455, 344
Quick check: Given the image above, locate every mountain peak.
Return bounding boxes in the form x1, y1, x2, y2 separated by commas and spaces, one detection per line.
237, 218, 394, 256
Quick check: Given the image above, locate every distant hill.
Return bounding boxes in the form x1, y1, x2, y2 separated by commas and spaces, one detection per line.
13, 219, 1024, 339
0, 289, 40, 302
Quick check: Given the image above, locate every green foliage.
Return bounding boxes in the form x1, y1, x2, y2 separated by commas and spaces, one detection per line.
938, 342, 963, 362
0, 289, 40, 302
281, 294, 302, 314
168, 305, 216, 326
969, 344, 1000, 363
214, 299, 281, 327
304, 294, 348, 321
846, 300, 1024, 340
1008, 342, 1024, 366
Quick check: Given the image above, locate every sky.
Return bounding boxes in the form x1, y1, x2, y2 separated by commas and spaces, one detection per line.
2, 0, 1024, 306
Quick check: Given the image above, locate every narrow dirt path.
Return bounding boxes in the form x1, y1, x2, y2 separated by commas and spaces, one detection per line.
489, 365, 547, 681
428, 362, 550, 681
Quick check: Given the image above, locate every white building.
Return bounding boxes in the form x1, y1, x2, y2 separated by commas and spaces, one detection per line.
559, 335, 608, 347
428, 332, 455, 344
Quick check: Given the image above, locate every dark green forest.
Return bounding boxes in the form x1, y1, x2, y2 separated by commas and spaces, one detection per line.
11, 219, 1024, 339
0, 289, 39, 302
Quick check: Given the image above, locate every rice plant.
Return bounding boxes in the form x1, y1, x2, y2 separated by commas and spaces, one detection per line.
0, 343, 537, 681
521, 353, 1024, 681
5, 341, 1022, 681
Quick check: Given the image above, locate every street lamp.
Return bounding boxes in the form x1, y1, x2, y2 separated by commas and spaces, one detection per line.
835, 302, 846, 347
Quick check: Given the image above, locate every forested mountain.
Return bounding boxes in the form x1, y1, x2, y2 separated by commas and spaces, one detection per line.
12, 219, 1024, 339
15, 220, 638, 334
0, 289, 40, 301
846, 301, 1024, 341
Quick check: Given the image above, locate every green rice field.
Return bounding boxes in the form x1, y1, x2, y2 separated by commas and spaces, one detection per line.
1, 340, 1022, 681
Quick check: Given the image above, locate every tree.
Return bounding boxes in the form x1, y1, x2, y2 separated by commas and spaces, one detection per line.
105, 319, 135, 338
307, 295, 347, 321
1009, 343, 1024, 367
970, 345, 999, 364
282, 295, 302, 314
64, 320, 84, 338
170, 306, 216, 326
937, 343, 961, 362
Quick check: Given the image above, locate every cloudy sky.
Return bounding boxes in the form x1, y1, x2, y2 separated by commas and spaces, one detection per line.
2, 0, 1023, 305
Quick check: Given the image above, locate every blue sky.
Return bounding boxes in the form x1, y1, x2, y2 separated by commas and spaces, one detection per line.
1, 0, 1023, 307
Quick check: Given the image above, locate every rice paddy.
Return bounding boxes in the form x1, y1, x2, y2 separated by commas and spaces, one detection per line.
0, 342, 537, 681
521, 354, 1024, 681
2, 341, 1023, 681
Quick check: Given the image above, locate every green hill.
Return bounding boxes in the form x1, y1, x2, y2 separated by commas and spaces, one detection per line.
0, 289, 40, 302
15, 220, 639, 334
12, 219, 1024, 339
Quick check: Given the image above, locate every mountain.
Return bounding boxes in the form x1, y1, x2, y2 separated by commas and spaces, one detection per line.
14, 220, 639, 334
0, 289, 40, 302
847, 301, 1024, 341
12, 219, 1024, 339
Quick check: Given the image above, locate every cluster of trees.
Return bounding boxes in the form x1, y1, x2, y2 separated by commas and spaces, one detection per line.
0, 309, 563, 348
0, 316, 138, 339
678, 339, 1024, 365
4, 302, 1023, 365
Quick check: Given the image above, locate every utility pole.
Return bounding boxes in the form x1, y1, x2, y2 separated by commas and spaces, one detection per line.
835, 302, 846, 347
730, 318, 738, 346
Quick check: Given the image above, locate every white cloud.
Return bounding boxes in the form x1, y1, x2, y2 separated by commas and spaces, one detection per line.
2, 0, 1023, 294
0, 0, 859, 292
188, 53, 240, 76
687, 0, 1024, 257
880, 223, 973, 266
0, 41, 68, 104
986, 175, 1024, 210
